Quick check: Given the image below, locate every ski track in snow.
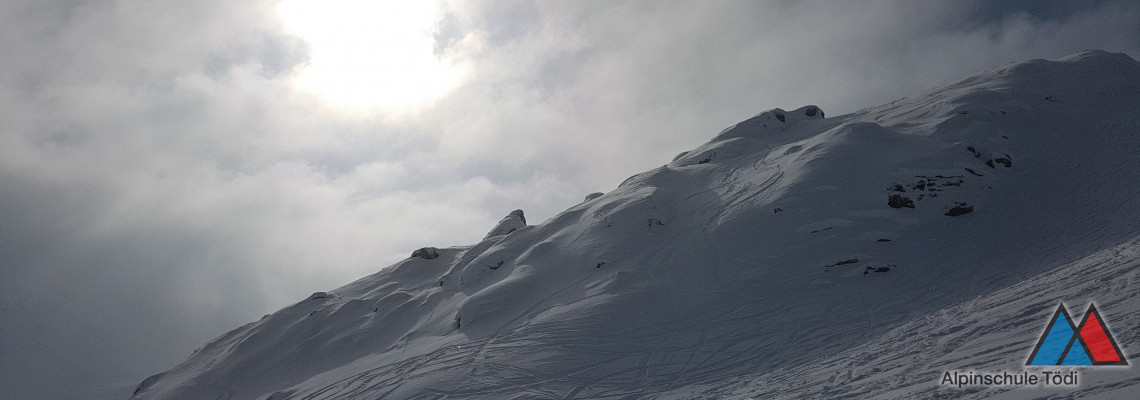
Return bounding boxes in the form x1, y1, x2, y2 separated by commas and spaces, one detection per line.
664, 235, 1140, 399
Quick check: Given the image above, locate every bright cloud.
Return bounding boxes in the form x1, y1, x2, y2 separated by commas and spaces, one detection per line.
275, 0, 469, 114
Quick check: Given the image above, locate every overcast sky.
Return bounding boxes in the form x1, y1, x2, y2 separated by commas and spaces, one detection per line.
1, 0, 1138, 398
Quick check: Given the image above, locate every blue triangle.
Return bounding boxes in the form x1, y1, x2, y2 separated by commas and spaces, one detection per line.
1061, 340, 1093, 365
1028, 309, 1077, 365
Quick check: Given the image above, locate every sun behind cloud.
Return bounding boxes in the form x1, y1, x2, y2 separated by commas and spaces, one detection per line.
275, 0, 466, 114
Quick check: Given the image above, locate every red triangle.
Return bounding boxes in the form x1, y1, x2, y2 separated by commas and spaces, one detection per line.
1078, 305, 1127, 364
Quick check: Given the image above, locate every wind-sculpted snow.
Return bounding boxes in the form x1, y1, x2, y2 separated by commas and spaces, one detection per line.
131, 50, 1140, 399
671, 235, 1140, 399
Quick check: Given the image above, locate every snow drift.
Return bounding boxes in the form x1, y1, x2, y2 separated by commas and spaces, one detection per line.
130, 50, 1140, 399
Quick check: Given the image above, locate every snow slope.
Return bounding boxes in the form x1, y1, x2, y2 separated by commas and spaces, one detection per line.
130, 50, 1140, 400
667, 234, 1140, 399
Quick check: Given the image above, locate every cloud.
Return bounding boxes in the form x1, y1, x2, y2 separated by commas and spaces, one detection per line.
0, 0, 1137, 398
414, 0, 1140, 216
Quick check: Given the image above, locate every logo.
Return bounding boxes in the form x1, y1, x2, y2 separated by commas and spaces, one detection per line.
939, 302, 1127, 389
1026, 303, 1127, 366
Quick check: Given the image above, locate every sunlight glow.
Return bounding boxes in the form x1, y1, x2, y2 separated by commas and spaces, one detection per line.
275, 0, 465, 113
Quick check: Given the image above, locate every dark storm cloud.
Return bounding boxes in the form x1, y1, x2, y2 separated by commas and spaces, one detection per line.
0, 1, 302, 396
1, 0, 1138, 399
0, 0, 392, 397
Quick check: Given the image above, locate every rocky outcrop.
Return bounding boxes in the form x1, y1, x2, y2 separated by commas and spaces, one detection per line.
945, 202, 974, 216
888, 194, 915, 209
483, 209, 527, 240
411, 247, 440, 260
713, 105, 826, 140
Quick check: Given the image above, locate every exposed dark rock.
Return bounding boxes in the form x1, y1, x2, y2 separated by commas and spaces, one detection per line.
698, 158, 711, 164
775, 112, 786, 122
984, 154, 1012, 169
510, 209, 526, 224
825, 258, 860, 269
484, 210, 528, 239
888, 194, 915, 209
798, 104, 825, 117
965, 167, 983, 176
945, 202, 974, 216
888, 184, 906, 192
864, 265, 892, 275
967, 146, 982, 158
993, 155, 1012, 168
412, 247, 440, 260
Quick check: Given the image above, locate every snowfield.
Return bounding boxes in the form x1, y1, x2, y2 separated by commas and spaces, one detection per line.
131, 50, 1140, 400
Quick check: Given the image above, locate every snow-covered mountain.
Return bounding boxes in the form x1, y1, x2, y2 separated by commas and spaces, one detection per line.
130, 50, 1140, 400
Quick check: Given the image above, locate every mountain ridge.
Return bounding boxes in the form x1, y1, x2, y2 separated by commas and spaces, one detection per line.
131, 50, 1140, 400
